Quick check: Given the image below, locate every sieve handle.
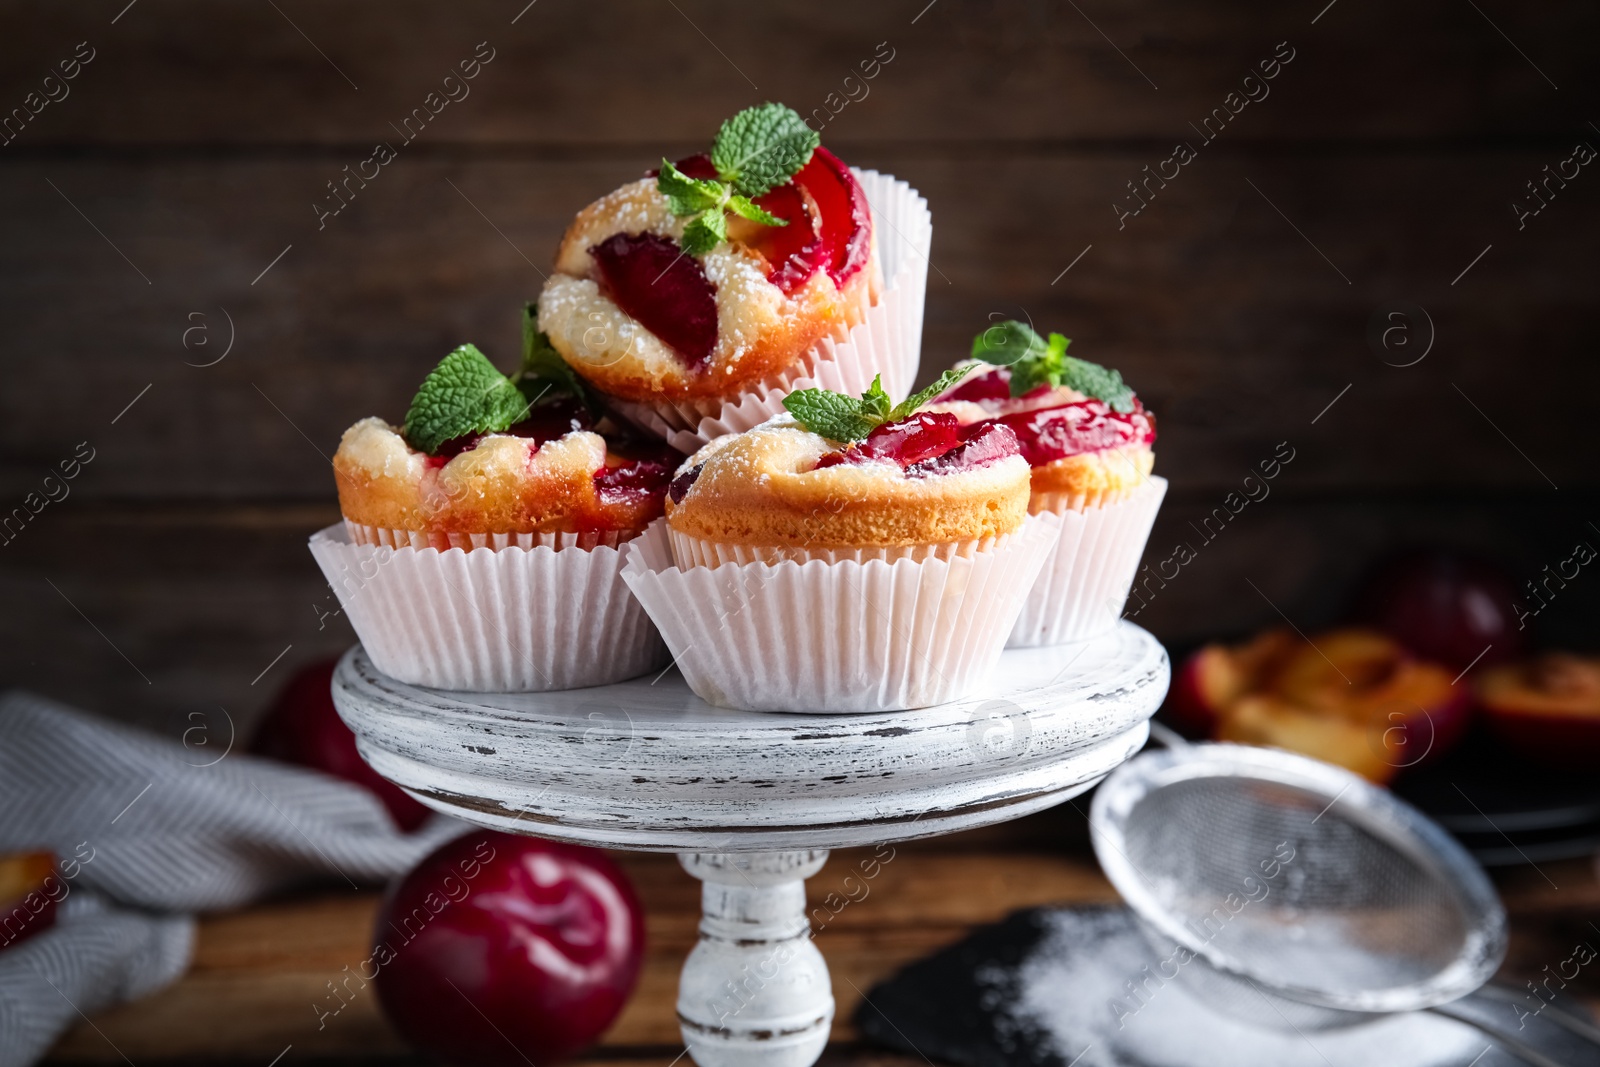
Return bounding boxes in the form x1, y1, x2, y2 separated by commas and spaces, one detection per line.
1144, 720, 1190, 750
1426, 1003, 1582, 1067
1473, 983, 1600, 1049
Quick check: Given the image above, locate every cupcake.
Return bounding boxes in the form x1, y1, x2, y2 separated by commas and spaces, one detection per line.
619, 369, 1059, 713
536, 102, 929, 453
308, 307, 680, 692
925, 321, 1166, 646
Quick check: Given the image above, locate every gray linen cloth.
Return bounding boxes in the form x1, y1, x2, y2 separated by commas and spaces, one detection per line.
0, 690, 465, 1067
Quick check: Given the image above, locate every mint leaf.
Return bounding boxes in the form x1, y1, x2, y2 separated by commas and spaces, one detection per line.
727, 194, 787, 227
1062, 356, 1136, 413
1007, 332, 1066, 397
681, 210, 727, 257
783, 388, 878, 443
403, 344, 529, 456
969, 320, 1137, 408
970, 319, 1052, 367
786, 369, 983, 444
861, 374, 893, 421
517, 302, 594, 411
656, 106, 810, 256
657, 159, 725, 215
712, 102, 819, 197
889, 365, 976, 421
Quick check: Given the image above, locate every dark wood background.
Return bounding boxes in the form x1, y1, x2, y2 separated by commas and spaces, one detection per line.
2, 0, 1597, 734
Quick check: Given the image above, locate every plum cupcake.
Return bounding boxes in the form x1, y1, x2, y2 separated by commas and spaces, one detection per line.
308, 308, 680, 692
536, 102, 930, 454
620, 370, 1058, 712
925, 321, 1167, 646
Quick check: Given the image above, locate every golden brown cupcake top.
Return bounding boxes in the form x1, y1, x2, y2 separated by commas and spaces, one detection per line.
333, 415, 678, 537
665, 414, 1030, 551
332, 338, 682, 538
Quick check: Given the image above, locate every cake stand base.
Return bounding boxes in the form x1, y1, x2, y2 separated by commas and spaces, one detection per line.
677, 851, 833, 1067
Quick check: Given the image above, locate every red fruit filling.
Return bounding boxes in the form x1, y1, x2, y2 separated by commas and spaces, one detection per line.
595, 437, 682, 509
939, 366, 1053, 404
593, 459, 672, 508
995, 399, 1156, 466
744, 181, 826, 295
428, 396, 594, 465
663, 147, 869, 294
668, 463, 703, 504
813, 412, 1019, 477
814, 412, 964, 470
590, 233, 718, 370
907, 422, 1021, 476
794, 147, 872, 288
941, 366, 1013, 403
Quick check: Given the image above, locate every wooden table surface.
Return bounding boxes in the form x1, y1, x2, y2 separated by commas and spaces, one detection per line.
43, 809, 1600, 1067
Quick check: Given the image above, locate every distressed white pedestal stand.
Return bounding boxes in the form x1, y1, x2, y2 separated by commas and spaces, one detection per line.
332, 621, 1168, 1067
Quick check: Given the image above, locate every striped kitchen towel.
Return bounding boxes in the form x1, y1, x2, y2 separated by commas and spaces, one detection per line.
0, 690, 468, 1067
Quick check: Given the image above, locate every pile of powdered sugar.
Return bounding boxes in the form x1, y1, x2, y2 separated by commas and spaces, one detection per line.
990, 907, 1503, 1067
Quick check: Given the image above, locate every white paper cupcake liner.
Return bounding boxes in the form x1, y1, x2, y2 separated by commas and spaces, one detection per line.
620, 514, 1059, 714
309, 524, 668, 692
1007, 476, 1167, 648
610, 169, 931, 454
346, 521, 640, 552
666, 527, 1001, 568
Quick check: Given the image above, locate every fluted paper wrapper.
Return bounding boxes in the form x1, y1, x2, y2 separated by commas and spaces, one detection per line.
1008, 476, 1167, 648
666, 527, 999, 568
611, 169, 931, 454
309, 524, 667, 692
621, 514, 1059, 713
346, 521, 638, 552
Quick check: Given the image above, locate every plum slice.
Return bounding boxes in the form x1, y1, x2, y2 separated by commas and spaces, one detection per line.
663, 147, 870, 293
794, 146, 872, 287
594, 437, 681, 509
812, 413, 1019, 477
815, 412, 963, 470
997, 399, 1155, 466
907, 421, 1020, 476
427, 395, 594, 465
590, 232, 718, 370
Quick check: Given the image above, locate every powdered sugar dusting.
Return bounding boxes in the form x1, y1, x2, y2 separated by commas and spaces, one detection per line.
999, 908, 1489, 1067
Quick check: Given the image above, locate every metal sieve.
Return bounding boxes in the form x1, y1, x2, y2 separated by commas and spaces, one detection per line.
1089, 738, 1599, 1067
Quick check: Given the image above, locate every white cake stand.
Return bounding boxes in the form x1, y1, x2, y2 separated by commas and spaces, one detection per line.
331, 621, 1168, 1067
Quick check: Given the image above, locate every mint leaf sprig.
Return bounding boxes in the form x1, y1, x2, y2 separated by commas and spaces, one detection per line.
403, 344, 531, 456
401, 305, 592, 456
969, 320, 1137, 412
516, 302, 594, 413
783, 367, 974, 444
657, 102, 820, 257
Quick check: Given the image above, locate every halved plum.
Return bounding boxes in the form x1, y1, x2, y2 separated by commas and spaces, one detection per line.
590, 233, 718, 370
0, 851, 57, 952
1197, 626, 1470, 782
1477, 653, 1600, 769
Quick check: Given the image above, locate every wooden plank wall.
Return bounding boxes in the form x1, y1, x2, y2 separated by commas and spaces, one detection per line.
1, 0, 1597, 733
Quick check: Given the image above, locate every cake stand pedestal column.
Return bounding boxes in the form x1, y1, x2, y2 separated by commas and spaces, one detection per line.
332, 621, 1169, 1067
676, 851, 833, 1067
